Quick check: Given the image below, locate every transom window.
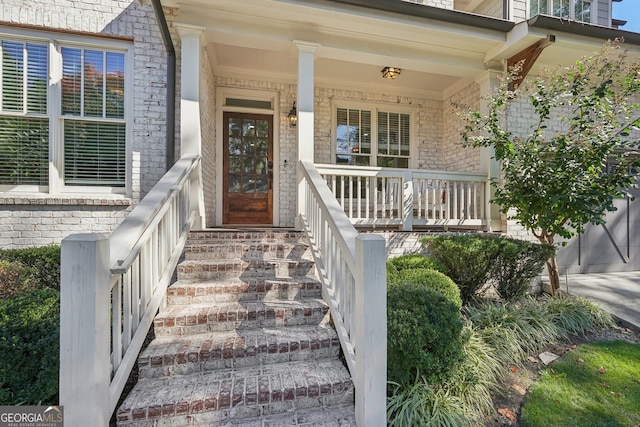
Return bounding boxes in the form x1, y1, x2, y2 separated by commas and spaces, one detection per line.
335, 106, 412, 168
0, 31, 129, 193
530, 0, 592, 22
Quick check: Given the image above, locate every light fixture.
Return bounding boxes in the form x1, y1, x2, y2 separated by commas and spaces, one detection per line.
381, 66, 401, 79
288, 101, 297, 128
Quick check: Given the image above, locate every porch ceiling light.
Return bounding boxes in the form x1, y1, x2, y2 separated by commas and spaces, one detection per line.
288, 101, 297, 128
381, 66, 401, 79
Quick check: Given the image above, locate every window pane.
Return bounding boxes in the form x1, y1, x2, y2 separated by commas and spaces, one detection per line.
64, 120, 125, 186
105, 52, 125, 118
62, 47, 82, 115
2, 41, 24, 112
336, 154, 370, 166
84, 50, 104, 117
377, 156, 408, 168
26, 44, 47, 114
400, 114, 410, 156
575, 0, 590, 21
0, 117, 48, 185
553, 0, 570, 17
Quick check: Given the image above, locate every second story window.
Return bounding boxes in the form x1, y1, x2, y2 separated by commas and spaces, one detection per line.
530, 0, 592, 23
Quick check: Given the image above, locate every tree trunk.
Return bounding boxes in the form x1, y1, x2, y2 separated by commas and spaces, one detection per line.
545, 256, 561, 296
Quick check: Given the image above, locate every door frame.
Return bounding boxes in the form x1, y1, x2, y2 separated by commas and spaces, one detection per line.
216, 88, 280, 226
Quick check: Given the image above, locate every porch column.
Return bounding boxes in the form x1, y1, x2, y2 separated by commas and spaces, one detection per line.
176, 23, 205, 228
176, 23, 204, 157
295, 41, 320, 229
295, 41, 319, 162
475, 70, 502, 232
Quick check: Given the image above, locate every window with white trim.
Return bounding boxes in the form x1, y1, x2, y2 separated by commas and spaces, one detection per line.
0, 32, 129, 193
335, 106, 412, 168
530, 0, 592, 22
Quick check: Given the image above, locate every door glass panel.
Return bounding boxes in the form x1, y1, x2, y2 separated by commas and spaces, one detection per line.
256, 139, 268, 155
256, 120, 268, 137
229, 156, 241, 173
242, 176, 255, 192
229, 119, 241, 136
243, 120, 255, 137
228, 174, 241, 192
255, 176, 268, 193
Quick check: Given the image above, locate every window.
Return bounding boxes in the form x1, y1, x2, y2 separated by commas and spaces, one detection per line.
335, 106, 412, 168
61, 47, 126, 186
530, 0, 591, 22
0, 41, 49, 185
0, 32, 129, 193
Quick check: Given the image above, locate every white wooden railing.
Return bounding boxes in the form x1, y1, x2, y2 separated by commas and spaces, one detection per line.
298, 160, 387, 427
317, 164, 489, 230
59, 154, 202, 426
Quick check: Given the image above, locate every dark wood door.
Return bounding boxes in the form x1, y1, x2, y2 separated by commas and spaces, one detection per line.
223, 112, 273, 225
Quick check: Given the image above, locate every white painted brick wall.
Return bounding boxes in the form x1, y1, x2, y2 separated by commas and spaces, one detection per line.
200, 48, 217, 228
442, 83, 482, 172
0, 197, 132, 248
0, 0, 170, 248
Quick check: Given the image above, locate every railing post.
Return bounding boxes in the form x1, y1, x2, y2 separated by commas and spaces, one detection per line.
355, 234, 387, 427
402, 170, 413, 231
60, 233, 111, 427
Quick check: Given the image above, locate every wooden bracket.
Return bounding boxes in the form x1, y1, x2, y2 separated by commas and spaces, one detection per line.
508, 35, 555, 89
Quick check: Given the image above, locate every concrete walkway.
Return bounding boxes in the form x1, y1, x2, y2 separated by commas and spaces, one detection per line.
560, 272, 640, 331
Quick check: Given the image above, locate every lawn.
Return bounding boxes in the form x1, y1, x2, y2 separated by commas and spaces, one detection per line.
521, 340, 640, 427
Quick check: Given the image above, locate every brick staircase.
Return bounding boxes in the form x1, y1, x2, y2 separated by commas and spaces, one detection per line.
116, 230, 356, 426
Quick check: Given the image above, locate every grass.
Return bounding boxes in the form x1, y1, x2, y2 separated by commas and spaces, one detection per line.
521, 340, 640, 427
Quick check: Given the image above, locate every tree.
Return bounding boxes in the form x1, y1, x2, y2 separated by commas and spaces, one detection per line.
461, 39, 640, 294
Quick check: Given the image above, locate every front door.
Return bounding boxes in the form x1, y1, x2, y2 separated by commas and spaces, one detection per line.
223, 112, 273, 225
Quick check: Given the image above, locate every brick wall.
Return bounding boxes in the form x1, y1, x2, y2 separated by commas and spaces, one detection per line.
442, 82, 482, 172
200, 48, 217, 228
0, 197, 132, 247
0, 0, 170, 248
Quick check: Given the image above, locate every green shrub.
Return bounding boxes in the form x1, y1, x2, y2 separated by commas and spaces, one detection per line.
0, 260, 37, 300
389, 254, 446, 274
388, 281, 465, 385
542, 295, 614, 336
0, 245, 60, 291
0, 288, 59, 405
491, 239, 554, 301
422, 234, 502, 303
392, 268, 462, 309
387, 377, 471, 427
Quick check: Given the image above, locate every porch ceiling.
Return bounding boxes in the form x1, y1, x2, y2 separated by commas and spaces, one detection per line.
164, 0, 638, 100
166, 0, 508, 100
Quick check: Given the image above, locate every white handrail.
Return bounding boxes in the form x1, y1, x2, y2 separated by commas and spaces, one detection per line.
299, 160, 386, 427
316, 163, 489, 230
60, 154, 202, 426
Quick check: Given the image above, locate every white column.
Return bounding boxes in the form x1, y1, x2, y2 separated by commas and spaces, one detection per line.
475, 70, 502, 231
295, 41, 320, 162
355, 234, 387, 427
60, 234, 111, 427
295, 41, 320, 229
176, 24, 204, 157
176, 24, 205, 228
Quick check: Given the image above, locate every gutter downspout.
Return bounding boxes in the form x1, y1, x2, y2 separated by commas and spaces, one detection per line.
151, 0, 176, 170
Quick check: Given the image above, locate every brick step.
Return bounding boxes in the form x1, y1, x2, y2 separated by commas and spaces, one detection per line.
154, 300, 330, 336
184, 241, 312, 262
177, 259, 316, 282
138, 325, 340, 378
188, 230, 306, 245
116, 359, 354, 426
167, 277, 322, 306
199, 405, 355, 426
